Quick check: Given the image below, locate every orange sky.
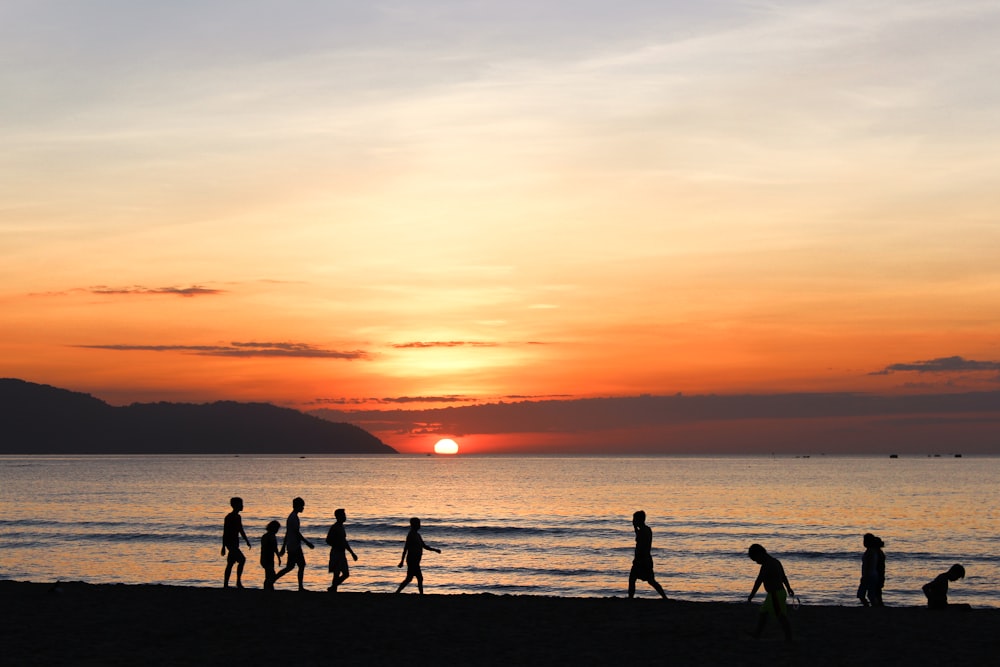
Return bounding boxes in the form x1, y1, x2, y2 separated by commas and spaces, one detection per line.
3, 2, 999, 453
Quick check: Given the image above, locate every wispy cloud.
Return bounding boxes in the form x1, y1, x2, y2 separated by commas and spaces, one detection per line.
871, 356, 1000, 375
391, 341, 548, 349
77, 341, 366, 359
30, 285, 224, 298
88, 285, 224, 297
309, 395, 478, 406
392, 341, 499, 349
308, 393, 568, 407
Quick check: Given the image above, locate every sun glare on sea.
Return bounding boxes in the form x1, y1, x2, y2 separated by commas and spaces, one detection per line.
433, 438, 460, 455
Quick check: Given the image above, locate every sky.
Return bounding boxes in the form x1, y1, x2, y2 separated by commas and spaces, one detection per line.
3, 1, 999, 454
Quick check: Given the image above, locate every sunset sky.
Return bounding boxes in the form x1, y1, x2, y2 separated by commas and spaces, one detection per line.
3, 1, 999, 453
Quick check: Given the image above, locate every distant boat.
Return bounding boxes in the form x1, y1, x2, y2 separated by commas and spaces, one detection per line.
954, 454, 963, 458
889, 454, 898, 459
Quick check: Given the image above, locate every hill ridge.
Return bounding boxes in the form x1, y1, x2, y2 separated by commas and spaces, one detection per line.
0, 378, 396, 454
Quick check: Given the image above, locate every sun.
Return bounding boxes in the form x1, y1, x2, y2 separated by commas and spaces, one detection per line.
433, 438, 460, 455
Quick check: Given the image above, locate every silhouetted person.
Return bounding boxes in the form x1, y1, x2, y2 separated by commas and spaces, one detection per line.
274, 497, 314, 591
923, 564, 970, 610
395, 517, 441, 594
326, 508, 358, 592
260, 520, 282, 590
857, 533, 886, 607
628, 510, 668, 599
747, 543, 794, 642
222, 497, 252, 588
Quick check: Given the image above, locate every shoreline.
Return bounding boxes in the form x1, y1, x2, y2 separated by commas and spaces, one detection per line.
2, 580, 996, 665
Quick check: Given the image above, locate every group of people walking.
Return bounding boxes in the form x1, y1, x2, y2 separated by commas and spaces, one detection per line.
223, 500, 969, 637
222, 497, 439, 594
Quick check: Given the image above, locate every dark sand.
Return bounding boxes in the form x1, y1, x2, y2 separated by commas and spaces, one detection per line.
2, 581, 997, 666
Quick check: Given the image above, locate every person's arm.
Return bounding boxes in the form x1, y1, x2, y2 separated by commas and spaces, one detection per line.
239, 519, 251, 549
221, 519, 228, 556
780, 563, 794, 596
421, 536, 441, 554
300, 529, 314, 549
748, 570, 763, 602
399, 541, 408, 567
346, 539, 357, 561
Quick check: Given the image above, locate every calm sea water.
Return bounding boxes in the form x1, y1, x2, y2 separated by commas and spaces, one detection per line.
1, 455, 997, 607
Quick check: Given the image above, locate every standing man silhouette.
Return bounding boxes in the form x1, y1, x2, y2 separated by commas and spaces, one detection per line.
222, 497, 252, 588
259, 520, 282, 590
628, 510, 668, 599
326, 508, 358, 592
274, 497, 314, 591
395, 517, 441, 594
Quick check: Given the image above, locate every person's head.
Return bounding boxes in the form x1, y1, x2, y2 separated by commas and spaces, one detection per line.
863, 532, 875, 548
409, 517, 421, 529
948, 564, 966, 581
632, 510, 646, 528
335, 508, 347, 522
292, 497, 305, 512
748, 543, 768, 563
266, 520, 280, 534
230, 497, 243, 511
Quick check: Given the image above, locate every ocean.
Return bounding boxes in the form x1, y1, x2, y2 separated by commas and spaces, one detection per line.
1, 455, 997, 608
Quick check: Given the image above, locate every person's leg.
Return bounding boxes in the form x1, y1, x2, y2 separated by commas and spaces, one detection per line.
648, 576, 667, 599
416, 570, 424, 594
296, 563, 305, 590
274, 558, 293, 581
224, 560, 234, 587
234, 552, 246, 587
753, 592, 776, 639
396, 573, 412, 593
628, 571, 637, 598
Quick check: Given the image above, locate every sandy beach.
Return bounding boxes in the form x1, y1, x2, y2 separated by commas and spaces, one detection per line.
1, 580, 996, 666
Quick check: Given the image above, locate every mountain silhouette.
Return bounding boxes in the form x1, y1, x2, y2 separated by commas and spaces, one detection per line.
0, 378, 397, 454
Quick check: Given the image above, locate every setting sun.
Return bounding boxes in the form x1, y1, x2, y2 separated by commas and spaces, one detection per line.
433, 438, 460, 455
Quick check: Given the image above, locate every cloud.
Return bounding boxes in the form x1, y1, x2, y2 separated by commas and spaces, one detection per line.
374, 395, 478, 404
311, 391, 1000, 437
76, 341, 366, 359
392, 341, 499, 349
501, 394, 574, 400
89, 285, 224, 297
390, 341, 548, 349
308, 393, 573, 407
308, 395, 478, 406
30, 286, 224, 298
872, 356, 1000, 375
